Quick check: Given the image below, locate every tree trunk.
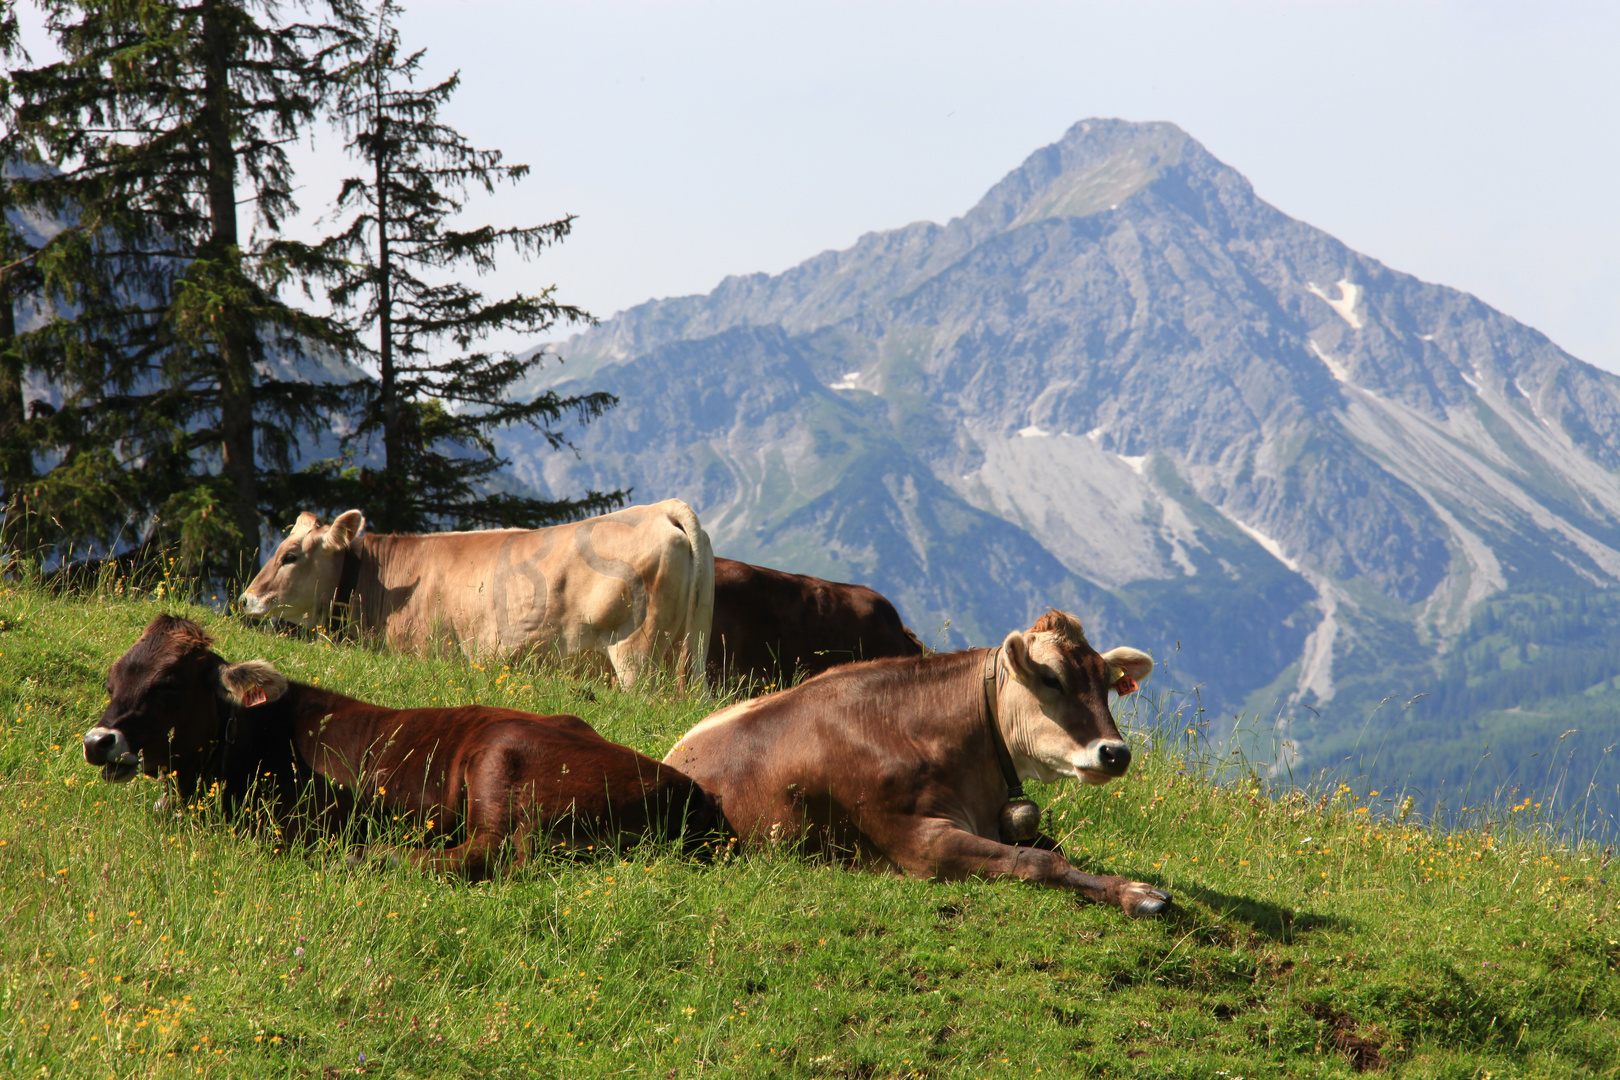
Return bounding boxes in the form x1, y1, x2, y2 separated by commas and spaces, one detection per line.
202, 0, 258, 560
0, 272, 29, 540
375, 101, 398, 529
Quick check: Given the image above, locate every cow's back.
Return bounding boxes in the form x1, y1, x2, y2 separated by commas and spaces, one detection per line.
708, 558, 922, 686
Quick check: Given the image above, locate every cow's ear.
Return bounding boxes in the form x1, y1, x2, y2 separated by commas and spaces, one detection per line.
216, 660, 289, 709
323, 509, 365, 551
1101, 646, 1152, 693
1001, 630, 1040, 684
288, 511, 320, 538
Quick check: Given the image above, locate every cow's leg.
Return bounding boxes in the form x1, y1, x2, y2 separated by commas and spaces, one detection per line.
887, 817, 1170, 917
357, 753, 528, 880
357, 822, 514, 880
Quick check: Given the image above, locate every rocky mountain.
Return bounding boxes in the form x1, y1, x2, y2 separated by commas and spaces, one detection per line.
503, 119, 1620, 822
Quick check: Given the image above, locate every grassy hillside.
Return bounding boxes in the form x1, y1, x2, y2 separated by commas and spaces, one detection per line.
1, 578, 1616, 1079
1306, 588, 1620, 831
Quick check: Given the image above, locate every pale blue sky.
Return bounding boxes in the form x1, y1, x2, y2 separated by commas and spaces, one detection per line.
20, 2, 1620, 371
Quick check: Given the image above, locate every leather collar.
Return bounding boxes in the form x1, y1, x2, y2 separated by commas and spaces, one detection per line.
332, 544, 362, 624
981, 646, 1027, 800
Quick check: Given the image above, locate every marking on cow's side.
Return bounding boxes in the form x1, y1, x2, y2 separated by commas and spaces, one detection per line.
490, 529, 557, 650
571, 521, 649, 643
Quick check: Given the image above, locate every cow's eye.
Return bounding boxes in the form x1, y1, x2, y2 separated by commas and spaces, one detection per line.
282, 552, 299, 565
1040, 673, 1063, 690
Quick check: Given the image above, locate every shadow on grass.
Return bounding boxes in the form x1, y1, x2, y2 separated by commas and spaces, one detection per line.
1171, 879, 1353, 942
1073, 860, 1354, 942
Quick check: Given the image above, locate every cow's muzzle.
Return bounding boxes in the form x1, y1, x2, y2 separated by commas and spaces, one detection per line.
83, 726, 140, 783
238, 591, 270, 617
1097, 742, 1132, 775
1075, 739, 1132, 784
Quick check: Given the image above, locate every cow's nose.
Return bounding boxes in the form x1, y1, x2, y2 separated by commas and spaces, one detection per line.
84, 730, 118, 765
1097, 743, 1132, 774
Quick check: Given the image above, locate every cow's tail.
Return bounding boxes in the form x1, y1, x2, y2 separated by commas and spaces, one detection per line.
667, 499, 715, 692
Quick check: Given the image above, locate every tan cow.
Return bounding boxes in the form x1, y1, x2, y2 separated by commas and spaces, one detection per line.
239, 500, 714, 688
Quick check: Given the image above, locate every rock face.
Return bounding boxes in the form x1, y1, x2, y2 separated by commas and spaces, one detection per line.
506, 119, 1620, 816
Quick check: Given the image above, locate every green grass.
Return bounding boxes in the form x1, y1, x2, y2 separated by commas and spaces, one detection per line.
1, 577, 1616, 1079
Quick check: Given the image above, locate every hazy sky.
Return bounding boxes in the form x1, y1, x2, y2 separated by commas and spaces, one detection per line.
19, 2, 1620, 372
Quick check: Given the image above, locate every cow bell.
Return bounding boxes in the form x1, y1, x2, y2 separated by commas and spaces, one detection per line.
999, 797, 1043, 844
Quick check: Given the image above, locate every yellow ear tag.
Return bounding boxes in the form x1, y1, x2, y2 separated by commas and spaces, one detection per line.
240, 686, 268, 708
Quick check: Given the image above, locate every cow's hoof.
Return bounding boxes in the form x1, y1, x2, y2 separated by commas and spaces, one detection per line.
1122, 883, 1172, 917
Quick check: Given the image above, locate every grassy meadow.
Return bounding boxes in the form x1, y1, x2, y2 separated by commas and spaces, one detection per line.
0, 575, 1616, 1079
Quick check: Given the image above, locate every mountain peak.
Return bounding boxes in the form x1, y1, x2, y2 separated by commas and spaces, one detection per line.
962, 118, 1199, 233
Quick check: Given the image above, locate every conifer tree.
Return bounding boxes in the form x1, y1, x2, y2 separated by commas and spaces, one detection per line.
8, 0, 360, 570
310, 0, 623, 532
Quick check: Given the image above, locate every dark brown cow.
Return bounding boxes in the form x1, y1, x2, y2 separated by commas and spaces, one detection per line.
83, 616, 722, 875
665, 609, 1171, 917
708, 558, 925, 687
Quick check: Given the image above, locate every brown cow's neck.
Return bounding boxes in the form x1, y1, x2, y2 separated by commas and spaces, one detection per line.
207, 680, 399, 828
278, 682, 379, 786
222, 682, 372, 780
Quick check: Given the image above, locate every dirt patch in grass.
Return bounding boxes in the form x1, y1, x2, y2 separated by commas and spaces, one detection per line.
1307, 1000, 1389, 1072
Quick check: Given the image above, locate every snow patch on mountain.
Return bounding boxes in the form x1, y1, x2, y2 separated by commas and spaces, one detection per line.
1218, 511, 1299, 574
1308, 279, 1364, 330
1310, 340, 1352, 384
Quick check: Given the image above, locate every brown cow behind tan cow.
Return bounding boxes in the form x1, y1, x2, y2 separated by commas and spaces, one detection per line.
665, 609, 1171, 917
82, 616, 723, 875
240, 500, 714, 689
708, 558, 925, 688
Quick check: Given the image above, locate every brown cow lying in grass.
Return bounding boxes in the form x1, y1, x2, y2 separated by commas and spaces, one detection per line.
665, 609, 1171, 917
83, 616, 722, 875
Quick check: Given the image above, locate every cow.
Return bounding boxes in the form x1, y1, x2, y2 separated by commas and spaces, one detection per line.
239, 499, 714, 689
82, 616, 723, 876
707, 558, 925, 688
664, 609, 1171, 917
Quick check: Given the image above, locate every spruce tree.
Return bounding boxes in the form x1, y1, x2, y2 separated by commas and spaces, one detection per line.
8, 0, 360, 570
310, 0, 623, 532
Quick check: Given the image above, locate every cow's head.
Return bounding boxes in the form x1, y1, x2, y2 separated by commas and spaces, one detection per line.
83, 616, 288, 795
239, 510, 365, 627
995, 609, 1153, 786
